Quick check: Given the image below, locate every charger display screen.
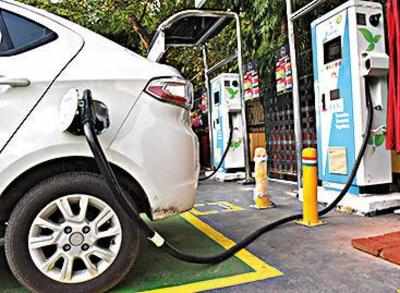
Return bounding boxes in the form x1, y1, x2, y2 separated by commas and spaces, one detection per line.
324, 37, 342, 64
330, 89, 340, 101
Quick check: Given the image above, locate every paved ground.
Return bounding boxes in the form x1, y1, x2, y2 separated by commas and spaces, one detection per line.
0, 180, 399, 292
196, 180, 400, 293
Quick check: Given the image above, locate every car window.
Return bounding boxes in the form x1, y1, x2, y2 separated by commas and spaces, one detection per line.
0, 11, 12, 52
0, 30, 5, 51
0, 10, 57, 56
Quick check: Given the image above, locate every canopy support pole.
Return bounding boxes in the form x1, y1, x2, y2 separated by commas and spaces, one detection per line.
234, 13, 253, 183
285, 0, 326, 190
202, 45, 214, 168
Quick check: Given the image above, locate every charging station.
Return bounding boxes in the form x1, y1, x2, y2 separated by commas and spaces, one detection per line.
311, 0, 400, 213
210, 73, 246, 180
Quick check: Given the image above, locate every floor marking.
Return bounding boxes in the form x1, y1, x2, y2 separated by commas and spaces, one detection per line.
140, 212, 283, 293
191, 201, 245, 216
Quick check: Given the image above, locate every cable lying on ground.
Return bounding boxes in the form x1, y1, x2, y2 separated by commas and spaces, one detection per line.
81, 82, 374, 264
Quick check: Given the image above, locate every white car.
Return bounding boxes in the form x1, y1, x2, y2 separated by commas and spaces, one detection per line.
0, 1, 199, 292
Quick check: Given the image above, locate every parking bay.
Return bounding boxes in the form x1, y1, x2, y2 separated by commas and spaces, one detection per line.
0, 211, 282, 293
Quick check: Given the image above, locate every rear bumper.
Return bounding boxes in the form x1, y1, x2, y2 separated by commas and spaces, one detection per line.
110, 92, 199, 220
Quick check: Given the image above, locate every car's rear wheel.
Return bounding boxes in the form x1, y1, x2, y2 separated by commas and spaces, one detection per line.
5, 172, 142, 293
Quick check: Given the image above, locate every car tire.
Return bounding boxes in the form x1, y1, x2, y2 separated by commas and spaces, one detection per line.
5, 172, 143, 293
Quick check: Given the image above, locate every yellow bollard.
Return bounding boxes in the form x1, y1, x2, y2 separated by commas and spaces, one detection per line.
252, 148, 274, 209
296, 148, 325, 227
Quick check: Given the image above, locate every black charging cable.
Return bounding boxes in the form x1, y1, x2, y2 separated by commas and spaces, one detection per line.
199, 113, 235, 181
81, 82, 374, 264
80, 90, 155, 239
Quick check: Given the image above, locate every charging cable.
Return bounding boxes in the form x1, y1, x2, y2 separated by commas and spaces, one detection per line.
81, 83, 373, 264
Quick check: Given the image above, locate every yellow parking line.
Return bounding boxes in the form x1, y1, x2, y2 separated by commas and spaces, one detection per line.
216, 201, 245, 212
141, 212, 283, 293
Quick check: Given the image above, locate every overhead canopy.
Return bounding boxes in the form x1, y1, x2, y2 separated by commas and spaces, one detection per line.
148, 10, 235, 62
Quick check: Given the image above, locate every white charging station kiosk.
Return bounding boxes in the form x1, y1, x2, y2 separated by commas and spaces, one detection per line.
311, 0, 400, 213
147, 10, 254, 183
210, 73, 245, 180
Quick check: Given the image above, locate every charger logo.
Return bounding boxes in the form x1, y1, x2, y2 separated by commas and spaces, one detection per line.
226, 87, 239, 99
230, 138, 242, 150
359, 28, 382, 51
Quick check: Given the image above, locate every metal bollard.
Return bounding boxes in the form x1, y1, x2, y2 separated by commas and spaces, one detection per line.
296, 148, 325, 227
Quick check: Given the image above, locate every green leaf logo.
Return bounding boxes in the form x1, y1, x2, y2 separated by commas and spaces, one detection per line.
373, 35, 382, 43
368, 136, 374, 145
368, 134, 385, 147
374, 134, 385, 147
359, 28, 382, 52
367, 43, 375, 51
230, 139, 242, 150
226, 87, 239, 99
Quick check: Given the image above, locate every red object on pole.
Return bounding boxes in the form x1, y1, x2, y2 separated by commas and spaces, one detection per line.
386, 0, 400, 152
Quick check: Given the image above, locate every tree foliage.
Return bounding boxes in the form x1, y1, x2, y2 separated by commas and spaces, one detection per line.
20, 0, 287, 88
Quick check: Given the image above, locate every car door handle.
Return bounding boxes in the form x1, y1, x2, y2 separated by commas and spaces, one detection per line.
0, 76, 31, 87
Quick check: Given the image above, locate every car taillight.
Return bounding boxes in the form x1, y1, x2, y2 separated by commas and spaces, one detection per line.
145, 77, 193, 110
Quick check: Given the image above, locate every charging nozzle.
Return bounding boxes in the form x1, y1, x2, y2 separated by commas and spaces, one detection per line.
228, 111, 236, 128
361, 52, 389, 112
60, 89, 111, 136
361, 52, 389, 77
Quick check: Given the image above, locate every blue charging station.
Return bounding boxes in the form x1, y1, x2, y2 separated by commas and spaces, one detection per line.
311, 0, 391, 196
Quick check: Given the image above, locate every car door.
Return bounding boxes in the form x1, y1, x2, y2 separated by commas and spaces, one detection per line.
0, 1, 84, 150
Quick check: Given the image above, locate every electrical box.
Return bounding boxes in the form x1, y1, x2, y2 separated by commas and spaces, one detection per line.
210, 73, 245, 170
311, 0, 391, 194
